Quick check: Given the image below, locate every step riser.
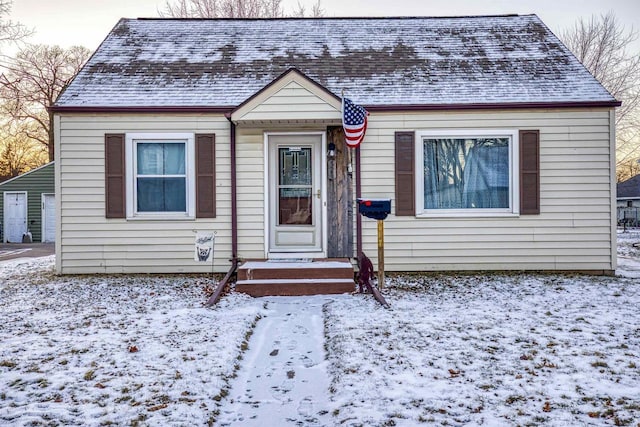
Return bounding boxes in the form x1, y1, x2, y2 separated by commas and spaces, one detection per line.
236, 258, 355, 296
235, 281, 355, 297
237, 268, 354, 281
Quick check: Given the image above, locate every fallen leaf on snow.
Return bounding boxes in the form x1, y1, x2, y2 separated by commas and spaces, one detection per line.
148, 403, 168, 412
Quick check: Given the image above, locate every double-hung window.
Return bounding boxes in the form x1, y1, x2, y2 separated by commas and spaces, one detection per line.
126, 133, 195, 219
416, 129, 519, 216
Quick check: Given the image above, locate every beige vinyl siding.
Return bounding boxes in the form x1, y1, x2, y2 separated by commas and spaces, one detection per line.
360, 108, 615, 272
56, 114, 232, 274
236, 81, 341, 122
234, 127, 267, 259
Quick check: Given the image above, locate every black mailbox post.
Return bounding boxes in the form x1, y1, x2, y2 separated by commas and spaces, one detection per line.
357, 198, 391, 288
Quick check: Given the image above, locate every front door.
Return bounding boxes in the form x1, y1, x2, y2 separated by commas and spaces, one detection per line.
4, 192, 27, 243
268, 133, 324, 256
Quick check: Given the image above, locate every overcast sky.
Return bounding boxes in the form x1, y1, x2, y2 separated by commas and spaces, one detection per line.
9, 0, 640, 51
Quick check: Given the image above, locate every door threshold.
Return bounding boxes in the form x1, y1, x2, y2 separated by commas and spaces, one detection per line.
267, 253, 326, 260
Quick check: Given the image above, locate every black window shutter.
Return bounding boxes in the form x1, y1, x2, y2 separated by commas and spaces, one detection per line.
105, 134, 125, 218
196, 133, 216, 218
519, 130, 540, 215
395, 131, 415, 216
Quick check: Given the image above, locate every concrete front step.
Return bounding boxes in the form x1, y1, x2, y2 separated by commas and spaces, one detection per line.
235, 258, 356, 296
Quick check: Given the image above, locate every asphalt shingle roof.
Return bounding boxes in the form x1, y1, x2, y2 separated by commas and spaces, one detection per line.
55, 15, 617, 108
618, 175, 640, 199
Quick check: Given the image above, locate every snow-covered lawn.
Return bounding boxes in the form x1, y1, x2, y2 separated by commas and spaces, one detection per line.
326, 274, 639, 426
1, 232, 639, 426
0, 257, 266, 426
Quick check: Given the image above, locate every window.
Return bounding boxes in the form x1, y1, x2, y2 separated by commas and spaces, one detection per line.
415, 130, 519, 216
125, 133, 195, 219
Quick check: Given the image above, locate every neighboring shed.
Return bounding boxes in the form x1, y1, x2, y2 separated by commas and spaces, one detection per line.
52, 15, 620, 275
0, 162, 55, 243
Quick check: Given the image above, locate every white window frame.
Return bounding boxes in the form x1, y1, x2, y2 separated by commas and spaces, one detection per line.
415, 129, 520, 217
125, 133, 195, 220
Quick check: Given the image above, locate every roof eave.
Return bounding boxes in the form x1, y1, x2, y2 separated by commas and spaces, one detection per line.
50, 105, 235, 114
51, 100, 621, 114
365, 100, 622, 111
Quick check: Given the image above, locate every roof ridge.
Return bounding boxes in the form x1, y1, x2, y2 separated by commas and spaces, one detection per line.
133, 14, 528, 22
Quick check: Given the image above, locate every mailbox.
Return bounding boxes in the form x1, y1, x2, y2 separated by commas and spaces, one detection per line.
357, 198, 391, 220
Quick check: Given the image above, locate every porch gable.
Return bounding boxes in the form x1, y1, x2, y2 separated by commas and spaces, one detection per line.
231, 69, 342, 124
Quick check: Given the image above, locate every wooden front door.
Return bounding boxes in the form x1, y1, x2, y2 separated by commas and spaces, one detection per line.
268, 133, 324, 256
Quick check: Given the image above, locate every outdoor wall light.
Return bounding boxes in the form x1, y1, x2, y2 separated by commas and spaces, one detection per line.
327, 142, 336, 158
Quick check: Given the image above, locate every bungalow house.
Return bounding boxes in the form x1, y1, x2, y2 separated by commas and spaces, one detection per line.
617, 174, 640, 227
617, 175, 640, 208
0, 162, 55, 243
52, 15, 619, 276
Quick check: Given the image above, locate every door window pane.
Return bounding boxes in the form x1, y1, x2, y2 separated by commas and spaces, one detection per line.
279, 148, 311, 186
278, 147, 312, 225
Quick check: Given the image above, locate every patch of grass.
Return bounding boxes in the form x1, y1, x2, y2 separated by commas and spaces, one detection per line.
505, 395, 527, 405
591, 361, 608, 368
0, 360, 17, 368
212, 388, 228, 402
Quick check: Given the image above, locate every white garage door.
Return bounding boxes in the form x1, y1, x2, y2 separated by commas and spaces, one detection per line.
4, 192, 27, 243
42, 193, 55, 243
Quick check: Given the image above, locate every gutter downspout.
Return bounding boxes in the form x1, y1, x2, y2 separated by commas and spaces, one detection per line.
229, 118, 238, 260
356, 146, 362, 259
207, 115, 238, 307
224, 113, 238, 260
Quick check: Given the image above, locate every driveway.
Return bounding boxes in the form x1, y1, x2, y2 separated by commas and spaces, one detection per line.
0, 243, 55, 263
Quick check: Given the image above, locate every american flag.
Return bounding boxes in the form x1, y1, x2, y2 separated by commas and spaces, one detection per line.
342, 97, 369, 148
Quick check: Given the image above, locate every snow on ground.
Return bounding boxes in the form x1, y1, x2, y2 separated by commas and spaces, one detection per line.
0, 257, 266, 426
326, 274, 640, 426
217, 296, 335, 426
617, 229, 640, 278
1, 234, 639, 426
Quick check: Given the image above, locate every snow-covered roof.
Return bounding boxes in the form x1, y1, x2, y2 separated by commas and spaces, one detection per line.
55, 15, 618, 109
617, 175, 640, 199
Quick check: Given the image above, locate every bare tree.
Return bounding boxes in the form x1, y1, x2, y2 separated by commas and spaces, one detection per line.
293, 1, 324, 17
160, 0, 324, 18
160, 0, 282, 18
562, 12, 640, 181
0, 0, 31, 46
0, 44, 90, 162
0, 118, 47, 178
